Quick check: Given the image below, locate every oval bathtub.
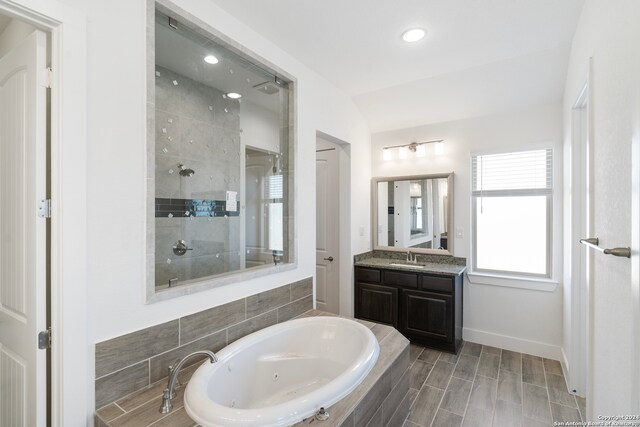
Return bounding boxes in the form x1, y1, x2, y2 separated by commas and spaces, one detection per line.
184, 316, 380, 427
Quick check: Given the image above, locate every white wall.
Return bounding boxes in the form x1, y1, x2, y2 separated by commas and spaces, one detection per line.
563, 0, 640, 417
56, 0, 370, 421
372, 104, 564, 358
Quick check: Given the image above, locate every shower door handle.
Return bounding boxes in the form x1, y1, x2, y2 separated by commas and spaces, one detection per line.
323, 256, 334, 262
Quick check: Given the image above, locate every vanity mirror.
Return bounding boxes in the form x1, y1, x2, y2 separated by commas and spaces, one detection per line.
147, 2, 296, 302
372, 173, 453, 255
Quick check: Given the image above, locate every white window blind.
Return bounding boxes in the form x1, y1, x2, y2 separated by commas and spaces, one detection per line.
266, 174, 283, 200
472, 149, 552, 196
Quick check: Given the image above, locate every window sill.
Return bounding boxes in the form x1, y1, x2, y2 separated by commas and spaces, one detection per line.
466, 272, 558, 292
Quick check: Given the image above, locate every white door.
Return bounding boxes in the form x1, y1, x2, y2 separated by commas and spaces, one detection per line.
316, 140, 339, 314
0, 30, 48, 427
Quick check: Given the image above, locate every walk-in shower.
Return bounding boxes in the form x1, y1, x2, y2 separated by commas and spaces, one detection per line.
150, 9, 294, 293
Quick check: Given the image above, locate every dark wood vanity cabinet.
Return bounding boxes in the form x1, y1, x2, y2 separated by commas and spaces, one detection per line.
355, 266, 463, 353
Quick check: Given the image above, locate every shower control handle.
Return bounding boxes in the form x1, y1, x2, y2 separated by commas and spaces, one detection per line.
172, 240, 193, 256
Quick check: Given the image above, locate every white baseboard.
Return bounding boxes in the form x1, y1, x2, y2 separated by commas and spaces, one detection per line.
463, 327, 563, 361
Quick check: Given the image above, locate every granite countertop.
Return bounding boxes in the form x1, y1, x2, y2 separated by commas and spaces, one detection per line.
354, 251, 467, 277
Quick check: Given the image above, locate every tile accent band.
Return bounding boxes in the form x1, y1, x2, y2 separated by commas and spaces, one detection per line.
155, 197, 240, 218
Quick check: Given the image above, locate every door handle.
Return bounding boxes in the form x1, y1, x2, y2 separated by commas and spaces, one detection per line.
324, 256, 334, 262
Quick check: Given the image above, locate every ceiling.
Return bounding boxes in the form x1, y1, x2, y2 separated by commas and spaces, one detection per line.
210, 0, 585, 133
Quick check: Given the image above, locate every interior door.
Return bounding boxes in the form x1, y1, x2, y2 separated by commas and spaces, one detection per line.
316, 140, 339, 313
0, 30, 48, 427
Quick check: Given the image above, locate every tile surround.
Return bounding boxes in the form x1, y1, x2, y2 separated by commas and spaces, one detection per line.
95, 277, 312, 409
95, 310, 410, 427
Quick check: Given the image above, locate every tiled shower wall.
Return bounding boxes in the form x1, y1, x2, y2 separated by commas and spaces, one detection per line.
154, 65, 242, 287
94, 277, 312, 409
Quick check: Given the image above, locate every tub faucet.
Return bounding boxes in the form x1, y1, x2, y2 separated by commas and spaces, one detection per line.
159, 350, 217, 414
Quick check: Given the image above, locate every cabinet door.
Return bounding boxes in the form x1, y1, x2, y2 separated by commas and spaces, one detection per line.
355, 282, 398, 327
401, 290, 453, 343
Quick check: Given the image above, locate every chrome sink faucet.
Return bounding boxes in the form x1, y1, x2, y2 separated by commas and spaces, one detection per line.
159, 350, 217, 414
406, 250, 417, 264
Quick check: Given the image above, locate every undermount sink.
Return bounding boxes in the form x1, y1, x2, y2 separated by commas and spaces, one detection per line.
389, 262, 425, 268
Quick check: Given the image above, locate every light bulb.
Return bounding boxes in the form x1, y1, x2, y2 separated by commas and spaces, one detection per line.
383, 148, 392, 161
416, 144, 426, 157
204, 55, 219, 64
435, 142, 444, 155
399, 147, 408, 159
402, 28, 426, 43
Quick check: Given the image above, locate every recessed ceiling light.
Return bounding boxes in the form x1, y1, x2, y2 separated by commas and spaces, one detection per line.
204, 55, 219, 64
402, 28, 426, 43
226, 92, 242, 99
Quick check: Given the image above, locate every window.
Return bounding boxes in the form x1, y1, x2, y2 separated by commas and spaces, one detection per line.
266, 174, 283, 251
411, 197, 423, 233
472, 149, 552, 277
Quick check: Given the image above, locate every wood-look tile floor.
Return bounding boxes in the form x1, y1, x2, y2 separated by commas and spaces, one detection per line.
402, 341, 587, 427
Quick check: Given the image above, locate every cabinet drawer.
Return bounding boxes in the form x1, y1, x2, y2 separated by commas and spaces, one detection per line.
383, 270, 418, 288
355, 267, 381, 283
422, 275, 454, 293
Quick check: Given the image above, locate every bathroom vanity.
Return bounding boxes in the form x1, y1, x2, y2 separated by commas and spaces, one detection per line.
354, 252, 466, 353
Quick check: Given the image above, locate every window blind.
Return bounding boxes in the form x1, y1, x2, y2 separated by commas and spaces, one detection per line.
266, 174, 283, 200
472, 149, 552, 196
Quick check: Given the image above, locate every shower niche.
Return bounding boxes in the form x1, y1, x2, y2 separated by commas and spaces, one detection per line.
148, 5, 295, 301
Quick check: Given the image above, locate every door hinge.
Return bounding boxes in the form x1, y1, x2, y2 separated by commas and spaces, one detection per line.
38, 327, 51, 350
38, 199, 51, 218
43, 67, 53, 89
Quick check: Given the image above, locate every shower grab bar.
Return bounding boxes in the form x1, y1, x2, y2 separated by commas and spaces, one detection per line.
579, 237, 631, 258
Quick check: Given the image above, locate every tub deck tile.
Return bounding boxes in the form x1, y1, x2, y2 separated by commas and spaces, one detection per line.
96, 310, 410, 427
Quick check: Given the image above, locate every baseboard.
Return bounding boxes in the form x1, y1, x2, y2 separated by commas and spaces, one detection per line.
463, 327, 563, 361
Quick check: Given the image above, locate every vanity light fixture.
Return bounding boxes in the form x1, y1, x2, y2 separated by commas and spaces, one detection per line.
382, 139, 444, 161
402, 28, 426, 43
204, 55, 219, 64
226, 92, 242, 99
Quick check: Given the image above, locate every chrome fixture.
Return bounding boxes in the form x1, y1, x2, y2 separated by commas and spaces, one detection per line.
406, 250, 417, 264
579, 237, 631, 258
315, 407, 330, 421
159, 350, 217, 414
382, 139, 444, 160
172, 240, 192, 256
272, 250, 281, 265
178, 163, 195, 177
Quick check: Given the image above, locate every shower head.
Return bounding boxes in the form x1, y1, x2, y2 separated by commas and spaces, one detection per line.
178, 163, 195, 177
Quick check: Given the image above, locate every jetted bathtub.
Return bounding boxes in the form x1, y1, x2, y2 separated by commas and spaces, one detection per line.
184, 316, 380, 427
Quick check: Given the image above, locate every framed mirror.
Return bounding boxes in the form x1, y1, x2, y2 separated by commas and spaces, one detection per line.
372, 173, 454, 255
